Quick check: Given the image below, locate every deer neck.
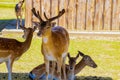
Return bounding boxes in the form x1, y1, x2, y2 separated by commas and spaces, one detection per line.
42, 28, 52, 44
22, 31, 33, 52
74, 59, 86, 74
67, 69, 75, 80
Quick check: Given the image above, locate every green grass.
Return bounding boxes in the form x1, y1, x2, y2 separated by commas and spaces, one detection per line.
0, 8, 16, 19
0, 33, 120, 80
0, 0, 19, 8
0, 3, 16, 8
0, 0, 19, 2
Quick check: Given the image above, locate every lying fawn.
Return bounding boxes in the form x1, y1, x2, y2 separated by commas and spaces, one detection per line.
32, 8, 69, 80
74, 51, 97, 75
67, 51, 97, 80
0, 25, 36, 80
15, 0, 24, 29
29, 51, 97, 80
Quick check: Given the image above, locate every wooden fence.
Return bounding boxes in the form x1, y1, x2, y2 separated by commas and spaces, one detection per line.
25, 0, 120, 31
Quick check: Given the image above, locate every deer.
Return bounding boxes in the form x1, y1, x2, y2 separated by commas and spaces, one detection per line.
29, 51, 97, 80
67, 51, 97, 80
0, 25, 36, 80
31, 8, 69, 80
15, 0, 24, 29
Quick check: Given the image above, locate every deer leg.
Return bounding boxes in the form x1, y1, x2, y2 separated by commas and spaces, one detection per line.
20, 15, 22, 26
62, 58, 66, 80
57, 58, 62, 80
5, 58, 13, 80
16, 16, 19, 29
51, 61, 55, 80
45, 59, 49, 80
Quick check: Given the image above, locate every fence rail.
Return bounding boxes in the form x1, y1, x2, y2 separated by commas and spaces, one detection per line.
25, 0, 120, 31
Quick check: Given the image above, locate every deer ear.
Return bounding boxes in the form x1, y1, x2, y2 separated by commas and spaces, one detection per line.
75, 53, 79, 60
67, 52, 70, 59
78, 51, 84, 57
32, 26, 37, 32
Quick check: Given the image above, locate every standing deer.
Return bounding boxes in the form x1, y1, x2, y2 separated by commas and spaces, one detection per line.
32, 8, 69, 80
0, 25, 36, 80
29, 51, 97, 80
15, 0, 24, 29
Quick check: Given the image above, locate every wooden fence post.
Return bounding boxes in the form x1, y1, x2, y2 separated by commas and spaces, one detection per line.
25, 0, 33, 27
102, 0, 105, 30
92, 0, 96, 30
85, 0, 88, 30
110, 0, 113, 30
75, 0, 78, 30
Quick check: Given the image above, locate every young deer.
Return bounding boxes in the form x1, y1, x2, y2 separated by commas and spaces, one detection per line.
74, 51, 97, 74
32, 8, 69, 80
67, 51, 97, 80
0, 25, 36, 80
15, 0, 24, 29
29, 51, 97, 80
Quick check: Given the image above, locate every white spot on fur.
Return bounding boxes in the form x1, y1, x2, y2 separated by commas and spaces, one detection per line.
0, 55, 11, 63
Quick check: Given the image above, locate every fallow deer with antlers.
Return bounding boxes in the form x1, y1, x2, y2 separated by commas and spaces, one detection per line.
0, 25, 36, 80
32, 8, 69, 80
15, 0, 24, 29
29, 51, 97, 80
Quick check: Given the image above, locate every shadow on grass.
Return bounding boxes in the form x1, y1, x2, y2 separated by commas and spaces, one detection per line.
76, 76, 113, 80
0, 73, 113, 80
0, 73, 30, 80
0, 19, 25, 31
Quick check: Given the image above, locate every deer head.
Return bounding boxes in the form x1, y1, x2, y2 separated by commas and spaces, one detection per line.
20, 25, 36, 39
18, 0, 24, 7
31, 8, 65, 37
67, 52, 79, 71
78, 51, 97, 68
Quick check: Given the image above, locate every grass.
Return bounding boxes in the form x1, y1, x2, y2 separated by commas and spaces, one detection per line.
0, 33, 120, 80
0, 0, 19, 8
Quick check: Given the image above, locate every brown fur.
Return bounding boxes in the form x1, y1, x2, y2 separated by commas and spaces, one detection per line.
0, 26, 36, 80
29, 51, 97, 80
32, 8, 69, 80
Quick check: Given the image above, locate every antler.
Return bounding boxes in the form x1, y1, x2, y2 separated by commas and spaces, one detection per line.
78, 51, 84, 57
44, 9, 65, 22
44, 12, 49, 20
31, 8, 44, 22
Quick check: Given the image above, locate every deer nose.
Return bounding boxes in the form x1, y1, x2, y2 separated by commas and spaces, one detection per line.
70, 66, 73, 70
37, 32, 42, 37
